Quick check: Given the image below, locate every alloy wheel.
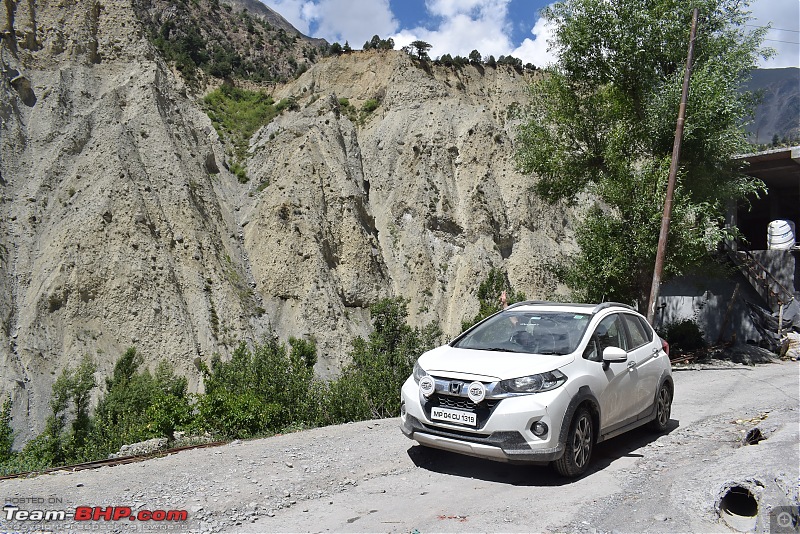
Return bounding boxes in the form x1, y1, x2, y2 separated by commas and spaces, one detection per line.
572, 414, 592, 467
656, 387, 671, 427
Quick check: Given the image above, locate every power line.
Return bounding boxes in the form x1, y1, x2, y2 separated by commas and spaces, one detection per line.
763, 38, 800, 45
745, 23, 800, 33
739, 23, 800, 44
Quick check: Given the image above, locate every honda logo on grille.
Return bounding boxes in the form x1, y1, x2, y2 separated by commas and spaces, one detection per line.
449, 381, 462, 395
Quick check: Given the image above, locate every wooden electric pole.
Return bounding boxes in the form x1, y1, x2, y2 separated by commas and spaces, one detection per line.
646, 8, 700, 325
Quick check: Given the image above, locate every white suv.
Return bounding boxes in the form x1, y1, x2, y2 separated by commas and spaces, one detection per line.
400, 301, 673, 477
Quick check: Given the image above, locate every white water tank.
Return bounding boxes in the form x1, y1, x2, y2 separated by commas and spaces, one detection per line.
767, 219, 796, 250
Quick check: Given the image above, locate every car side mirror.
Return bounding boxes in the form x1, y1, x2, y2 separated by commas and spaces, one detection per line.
602, 346, 627, 363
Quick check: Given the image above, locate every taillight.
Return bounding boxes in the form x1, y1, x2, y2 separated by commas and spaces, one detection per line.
661, 338, 669, 357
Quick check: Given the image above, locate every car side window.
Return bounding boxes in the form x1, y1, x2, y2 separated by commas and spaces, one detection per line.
623, 314, 649, 349
636, 316, 654, 342
582, 335, 601, 362
590, 314, 628, 356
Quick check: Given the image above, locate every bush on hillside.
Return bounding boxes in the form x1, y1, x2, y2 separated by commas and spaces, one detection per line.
461, 267, 526, 332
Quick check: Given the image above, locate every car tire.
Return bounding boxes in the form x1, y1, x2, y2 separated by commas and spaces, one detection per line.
648, 383, 672, 432
553, 407, 594, 477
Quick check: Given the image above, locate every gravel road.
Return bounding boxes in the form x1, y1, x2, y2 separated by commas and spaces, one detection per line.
1, 360, 798, 534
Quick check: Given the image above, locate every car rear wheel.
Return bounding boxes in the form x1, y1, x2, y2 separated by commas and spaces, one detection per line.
649, 383, 672, 432
553, 407, 593, 477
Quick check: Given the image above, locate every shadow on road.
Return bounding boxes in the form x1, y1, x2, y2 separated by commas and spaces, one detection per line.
407, 419, 679, 486
673, 367, 753, 372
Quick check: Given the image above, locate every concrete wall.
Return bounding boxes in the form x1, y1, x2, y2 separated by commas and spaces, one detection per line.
656, 251, 797, 345
655, 272, 770, 345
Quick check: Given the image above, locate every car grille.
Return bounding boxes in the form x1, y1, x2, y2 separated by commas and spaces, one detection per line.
424, 393, 501, 429
435, 394, 499, 411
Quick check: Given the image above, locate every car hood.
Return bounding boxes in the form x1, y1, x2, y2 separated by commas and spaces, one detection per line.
417, 345, 573, 381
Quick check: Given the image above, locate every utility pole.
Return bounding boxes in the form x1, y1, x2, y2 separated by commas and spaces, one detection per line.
647, 7, 699, 325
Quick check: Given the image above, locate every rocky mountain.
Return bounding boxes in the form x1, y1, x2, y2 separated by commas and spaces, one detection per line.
131, 0, 328, 85
0, 0, 576, 439
745, 67, 800, 145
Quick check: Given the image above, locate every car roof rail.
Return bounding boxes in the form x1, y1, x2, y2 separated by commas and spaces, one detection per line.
506, 300, 550, 309
592, 301, 636, 313
506, 300, 594, 310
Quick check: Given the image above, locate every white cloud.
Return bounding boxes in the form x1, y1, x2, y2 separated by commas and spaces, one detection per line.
749, 0, 799, 68
263, 0, 398, 45
313, 0, 398, 45
425, 0, 508, 19
511, 16, 558, 68
263, 0, 314, 35
391, 0, 515, 59
401, 18, 512, 59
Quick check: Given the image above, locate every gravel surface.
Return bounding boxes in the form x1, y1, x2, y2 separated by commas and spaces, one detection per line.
1, 360, 798, 533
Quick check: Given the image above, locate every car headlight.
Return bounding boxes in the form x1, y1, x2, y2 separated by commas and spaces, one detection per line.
412, 361, 427, 383
498, 370, 567, 394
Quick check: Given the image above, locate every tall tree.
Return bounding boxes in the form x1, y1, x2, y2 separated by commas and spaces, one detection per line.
469, 49, 482, 65
409, 40, 432, 60
516, 0, 769, 310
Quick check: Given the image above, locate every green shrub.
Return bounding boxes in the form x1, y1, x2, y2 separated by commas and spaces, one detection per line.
1, 302, 447, 475
152, 22, 208, 81
202, 85, 279, 165
229, 161, 248, 183
275, 96, 298, 113
9, 355, 98, 468
196, 389, 281, 439
461, 267, 526, 331
326, 298, 441, 420
87, 349, 192, 458
361, 99, 379, 113
320, 369, 371, 424
196, 337, 321, 438
659, 319, 706, 354
0, 397, 14, 462
0, 350, 194, 474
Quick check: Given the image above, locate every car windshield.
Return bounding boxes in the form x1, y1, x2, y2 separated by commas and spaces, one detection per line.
453, 311, 591, 355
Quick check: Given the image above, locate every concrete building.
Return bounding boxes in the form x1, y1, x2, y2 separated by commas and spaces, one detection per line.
655, 146, 799, 347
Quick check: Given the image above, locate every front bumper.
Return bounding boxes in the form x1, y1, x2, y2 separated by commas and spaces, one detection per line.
401, 413, 564, 463
400, 376, 568, 464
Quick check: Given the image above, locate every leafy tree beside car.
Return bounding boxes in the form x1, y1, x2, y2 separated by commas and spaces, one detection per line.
516, 0, 769, 311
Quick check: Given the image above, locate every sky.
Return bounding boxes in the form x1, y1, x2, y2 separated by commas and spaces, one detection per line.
260, 0, 799, 69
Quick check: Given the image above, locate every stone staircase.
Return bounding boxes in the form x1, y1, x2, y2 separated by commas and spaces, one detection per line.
725, 246, 795, 313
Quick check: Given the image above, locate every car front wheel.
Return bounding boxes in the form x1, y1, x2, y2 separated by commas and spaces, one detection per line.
553, 407, 593, 477
649, 383, 672, 432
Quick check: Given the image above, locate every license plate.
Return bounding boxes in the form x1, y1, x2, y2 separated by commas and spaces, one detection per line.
431, 407, 477, 427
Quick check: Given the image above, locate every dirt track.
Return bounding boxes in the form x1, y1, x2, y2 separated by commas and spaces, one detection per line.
1, 360, 798, 533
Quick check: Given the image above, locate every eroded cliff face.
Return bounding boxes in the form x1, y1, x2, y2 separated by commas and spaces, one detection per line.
1, 0, 577, 439
244, 51, 580, 371
1, 0, 268, 438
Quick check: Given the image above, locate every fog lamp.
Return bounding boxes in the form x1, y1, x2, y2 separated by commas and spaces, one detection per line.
532, 421, 548, 437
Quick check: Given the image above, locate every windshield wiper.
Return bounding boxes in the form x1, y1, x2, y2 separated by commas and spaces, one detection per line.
481, 346, 520, 353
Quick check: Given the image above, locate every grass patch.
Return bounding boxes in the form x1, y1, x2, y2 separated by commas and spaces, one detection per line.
203, 85, 284, 175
